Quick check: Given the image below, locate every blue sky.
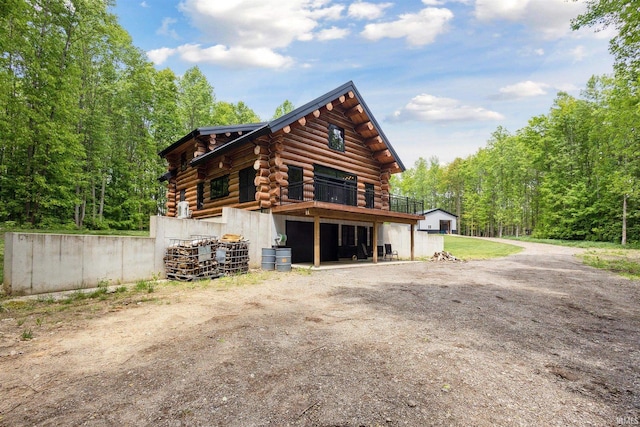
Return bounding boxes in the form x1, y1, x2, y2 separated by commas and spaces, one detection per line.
112, 0, 614, 167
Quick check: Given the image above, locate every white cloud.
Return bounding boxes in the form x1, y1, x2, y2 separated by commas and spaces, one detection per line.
474, 0, 587, 40
534, 48, 544, 56
157, 17, 179, 39
498, 81, 549, 99
389, 94, 504, 123
140, 1, 149, 7
316, 26, 350, 41
176, 44, 294, 69
147, 47, 176, 65
348, 1, 393, 20
178, 0, 344, 49
570, 45, 586, 61
361, 7, 453, 46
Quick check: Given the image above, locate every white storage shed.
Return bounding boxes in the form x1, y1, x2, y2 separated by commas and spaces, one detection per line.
417, 208, 458, 234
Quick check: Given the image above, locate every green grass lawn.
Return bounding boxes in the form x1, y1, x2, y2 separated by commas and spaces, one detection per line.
503, 236, 640, 279
443, 235, 523, 260
506, 236, 633, 249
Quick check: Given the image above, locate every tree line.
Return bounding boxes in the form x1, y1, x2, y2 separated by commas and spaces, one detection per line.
0, 0, 293, 230
393, 0, 640, 244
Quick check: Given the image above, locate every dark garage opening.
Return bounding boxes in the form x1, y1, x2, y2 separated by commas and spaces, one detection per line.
286, 220, 339, 263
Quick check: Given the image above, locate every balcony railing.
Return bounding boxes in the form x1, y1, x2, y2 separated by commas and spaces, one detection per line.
279, 178, 424, 215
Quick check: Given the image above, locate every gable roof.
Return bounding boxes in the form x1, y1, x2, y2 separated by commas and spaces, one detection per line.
161, 81, 406, 172
158, 123, 266, 158
421, 208, 458, 218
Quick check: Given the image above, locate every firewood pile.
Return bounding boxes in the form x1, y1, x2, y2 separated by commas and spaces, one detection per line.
217, 239, 250, 275
430, 251, 461, 262
164, 235, 250, 281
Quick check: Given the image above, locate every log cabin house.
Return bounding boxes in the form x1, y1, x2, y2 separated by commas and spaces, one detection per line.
158, 81, 425, 267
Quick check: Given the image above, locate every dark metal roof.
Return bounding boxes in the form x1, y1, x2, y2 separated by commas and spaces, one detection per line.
158, 123, 267, 158
162, 81, 405, 171
421, 208, 458, 218
158, 169, 177, 183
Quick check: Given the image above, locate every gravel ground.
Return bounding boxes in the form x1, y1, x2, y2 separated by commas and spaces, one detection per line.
0, 240, 638, 426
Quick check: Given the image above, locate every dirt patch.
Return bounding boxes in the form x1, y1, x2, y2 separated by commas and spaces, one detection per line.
1, 241, 638, 426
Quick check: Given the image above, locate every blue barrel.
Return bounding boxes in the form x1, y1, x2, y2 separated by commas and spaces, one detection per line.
261, 247, 276, 270
275, 247, 292, 272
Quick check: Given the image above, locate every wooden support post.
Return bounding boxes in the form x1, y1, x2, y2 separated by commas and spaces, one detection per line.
314, 216, 320, 268
373, 222, 379, 264
410, 223, 415, 261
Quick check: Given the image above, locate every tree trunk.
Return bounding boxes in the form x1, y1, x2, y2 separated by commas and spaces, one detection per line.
99, 176, 106, 220
75, 186, 81, 227
622, 194, 627, 246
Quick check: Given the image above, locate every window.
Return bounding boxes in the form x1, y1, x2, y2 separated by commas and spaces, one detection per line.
180, 152, 188, 171
288, 165, 303, 201
239, 167, 256, 203
197, 182, 204, 209
328, 124, 345, 152
365, 183, 375, 208
210, 175, 229, 200
180, 189, 186, 202
314, 164, 357, 206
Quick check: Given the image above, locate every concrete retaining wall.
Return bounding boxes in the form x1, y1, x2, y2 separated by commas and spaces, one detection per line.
3, 233, 157, 296
382, 225, 444, 259
3, 208, 275, 296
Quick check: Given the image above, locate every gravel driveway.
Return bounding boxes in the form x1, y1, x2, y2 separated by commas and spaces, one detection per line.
1, 240, 638, 426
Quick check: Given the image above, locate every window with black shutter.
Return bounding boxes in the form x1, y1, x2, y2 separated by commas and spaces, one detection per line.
239, 167, 256, 203
288, 165, 303, 201
197, 182, 204, 209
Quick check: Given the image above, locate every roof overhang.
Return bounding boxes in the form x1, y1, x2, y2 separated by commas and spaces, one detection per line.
158, 123, 267, 158
271, 201, 424, 224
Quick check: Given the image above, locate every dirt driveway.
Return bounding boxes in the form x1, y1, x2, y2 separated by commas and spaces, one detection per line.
1, 241, 638, 426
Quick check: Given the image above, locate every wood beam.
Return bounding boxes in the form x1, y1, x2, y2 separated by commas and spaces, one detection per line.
298, 117, 306, 126
345, 104, 363, 118
283, 125, 291, 134
374, 149, 392, 162
410, 224, 415, 261
373, 222, 379, 264
356, 122, 374, 133
314, 215, 320, 267
365, 136, 383, 147
325, 102, 333, 111
312, 109, 321, 118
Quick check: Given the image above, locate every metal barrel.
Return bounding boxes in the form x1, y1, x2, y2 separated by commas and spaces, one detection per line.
275, 247, 292, 272
261, 247, 276, 270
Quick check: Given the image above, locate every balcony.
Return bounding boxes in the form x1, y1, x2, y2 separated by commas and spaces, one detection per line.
278, 178, 424, 215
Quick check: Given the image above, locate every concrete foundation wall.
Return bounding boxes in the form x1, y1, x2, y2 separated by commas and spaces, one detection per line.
382, 224, 444, 259
3, 233, 157, 296
150, 208, 274, 273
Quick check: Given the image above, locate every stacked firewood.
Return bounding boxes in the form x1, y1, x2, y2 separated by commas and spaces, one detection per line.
164, 236, 251, 280
430, 251, 461, 262
217, 240, 250, 275
164, 237, 221, 281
